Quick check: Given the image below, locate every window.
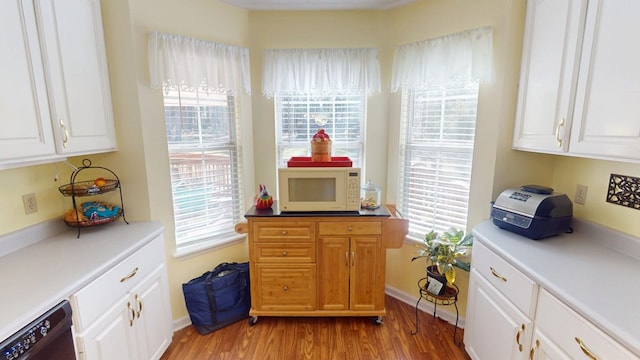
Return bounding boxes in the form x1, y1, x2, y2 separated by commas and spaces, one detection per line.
163, 86, 244, 249
397, 78, 479, 238
275, 92, 365, 168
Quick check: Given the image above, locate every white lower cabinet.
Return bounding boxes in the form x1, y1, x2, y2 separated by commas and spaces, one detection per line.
529, 328, 572, 360
465, 241, 638, 360
530, 289, 638, 360
70, 236, 172, 360
78, 293, 135, 360
465, 269, 533, 360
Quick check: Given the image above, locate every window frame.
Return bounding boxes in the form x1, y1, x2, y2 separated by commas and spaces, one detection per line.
274, 92, 366, 169
162, 86, 246, 254
397, 79, 480, 240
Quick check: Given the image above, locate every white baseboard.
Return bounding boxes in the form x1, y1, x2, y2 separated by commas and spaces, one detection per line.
385, 285, 466, 329
170, 286, 466, 333
171, 316, 192, 332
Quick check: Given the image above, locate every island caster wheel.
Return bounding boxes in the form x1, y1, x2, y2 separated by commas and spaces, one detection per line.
248, 316, 258, 326
373, 316, 383, 325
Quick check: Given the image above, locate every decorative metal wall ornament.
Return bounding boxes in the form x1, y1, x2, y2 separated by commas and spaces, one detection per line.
606, 174, 640, 210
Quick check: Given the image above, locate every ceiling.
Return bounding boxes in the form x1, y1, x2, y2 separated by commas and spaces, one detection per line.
220, 0, 416, 11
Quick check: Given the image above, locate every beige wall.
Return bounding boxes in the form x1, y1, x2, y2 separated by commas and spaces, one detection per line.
248, 10, 392, 192
2, 0, 640, 324
552, 157, 640, 237
98, 0, 253, 320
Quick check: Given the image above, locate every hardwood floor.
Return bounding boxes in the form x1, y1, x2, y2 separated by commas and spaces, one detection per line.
161, 295, 472, 360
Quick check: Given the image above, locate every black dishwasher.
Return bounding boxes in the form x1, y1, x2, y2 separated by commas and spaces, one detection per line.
1, 300, 75, 360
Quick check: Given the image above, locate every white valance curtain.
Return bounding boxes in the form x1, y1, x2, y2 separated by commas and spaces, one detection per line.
391, 27, 493, 92
148, 31, 251, 95
262, 48, 381, 98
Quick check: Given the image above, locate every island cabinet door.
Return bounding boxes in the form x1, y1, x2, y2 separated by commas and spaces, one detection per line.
349, 236, 384, 311
317, 237, 350, 310
317, 235, 384, 312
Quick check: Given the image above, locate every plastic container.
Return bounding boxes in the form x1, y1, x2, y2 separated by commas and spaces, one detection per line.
311, 141, 332, 162
361, 180, 381, 209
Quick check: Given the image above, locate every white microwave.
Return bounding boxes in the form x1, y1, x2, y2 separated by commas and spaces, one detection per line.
278, 167, 361, 212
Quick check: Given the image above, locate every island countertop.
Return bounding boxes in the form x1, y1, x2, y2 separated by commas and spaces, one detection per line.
244, 201, 392, 218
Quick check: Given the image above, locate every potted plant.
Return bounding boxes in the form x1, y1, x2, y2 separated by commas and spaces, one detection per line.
411, 228, 474, 295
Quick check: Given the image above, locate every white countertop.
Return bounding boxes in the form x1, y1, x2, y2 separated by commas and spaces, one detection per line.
473, 219, 640, 356
0, 220, 164, 341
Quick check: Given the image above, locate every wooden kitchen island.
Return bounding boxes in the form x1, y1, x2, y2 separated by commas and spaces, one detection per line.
236, 204, 408, 324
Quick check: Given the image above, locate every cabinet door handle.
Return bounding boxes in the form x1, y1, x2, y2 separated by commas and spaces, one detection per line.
351, 251, 355, 266
490, 267, 507, 282
515, 324, 525, 352
345, 251, 349, 267
575, 337, 599, 360
529, 339, 540, 360
555, 118, 565, 147
59, 119, 69, 148
127, 301, 135, 327
120, 267, 139, 282
135, 294, 143, 318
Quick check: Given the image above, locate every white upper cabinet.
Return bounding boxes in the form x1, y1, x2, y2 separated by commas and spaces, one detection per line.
514, 0, 640, 162
513, 0, 587, 154
0, 0, 57, 162
37, 0, 116, 156
0, 0, 116, 169
569, 0, 640, 160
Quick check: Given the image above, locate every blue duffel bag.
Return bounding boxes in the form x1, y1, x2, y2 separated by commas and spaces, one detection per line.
182, 262, 251, 335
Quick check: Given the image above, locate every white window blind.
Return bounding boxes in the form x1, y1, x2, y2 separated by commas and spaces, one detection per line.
275, 92, 364, 167
163, 87, 244, 248
398, 78, 479, 237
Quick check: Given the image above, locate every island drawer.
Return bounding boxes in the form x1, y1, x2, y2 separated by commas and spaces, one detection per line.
252, 221, 315, 243
318, 221, 382, 236
253, 243, 315, 263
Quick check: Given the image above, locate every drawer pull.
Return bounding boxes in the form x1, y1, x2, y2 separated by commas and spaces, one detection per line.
281, 251, 288, 256
490, 267, 507, 282
575, 337, 599, 360
529, 339, 540, 360
281, 230, 287, 236
348, 226, 353, 232
283, 285, 289, 291
59, 119, 69, 148
120, 267, 139, 282
135, 294, 143, 318
127, 301, 135, 327
555, 118, 565, 147
516, 324, 525, 352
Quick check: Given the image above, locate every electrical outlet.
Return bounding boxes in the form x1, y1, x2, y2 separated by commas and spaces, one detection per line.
22, 193, 38, 214
575, 184, 588, 205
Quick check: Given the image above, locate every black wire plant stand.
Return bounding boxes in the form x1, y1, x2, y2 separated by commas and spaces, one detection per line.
411, 276, 462, 346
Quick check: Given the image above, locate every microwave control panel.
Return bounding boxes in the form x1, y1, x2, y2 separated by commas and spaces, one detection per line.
347, 170, 360, 209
